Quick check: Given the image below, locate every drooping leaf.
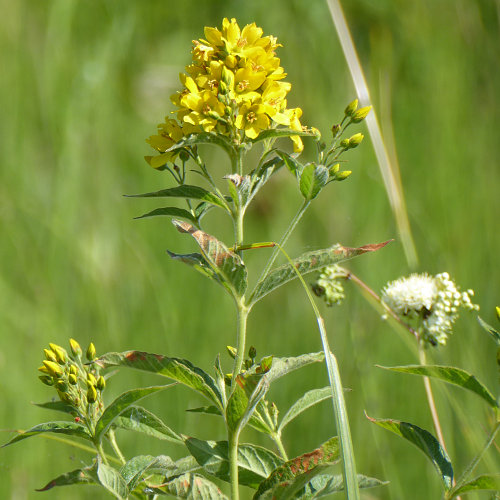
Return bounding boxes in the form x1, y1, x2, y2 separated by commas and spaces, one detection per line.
135, 207, 197, 224
450, 474, 500, 497
378, 365, 498, 409
299, 164, 328, 201
253, 437, 340, 499
33, 400, 77, 415
120, 455, 177, 491
171, 220, 248, 298
36, 464, 97, 491
95, 351, 223, 410
153, 473, 229, 499
251, 128, 316, 143
367, 415, 453, 490
275, 151, 302, 177
113, 406, 182, 443
2, 421, 92, 447
296, 473, 388, 499
126, 185, 228, 211
97, 461, 129, 499
184, 438, 283, 489
250, 241, 391, 305
278, 387, 332, 433
478, 316, 500, 344
167, 251, 217, 281
94, 385, 171, 443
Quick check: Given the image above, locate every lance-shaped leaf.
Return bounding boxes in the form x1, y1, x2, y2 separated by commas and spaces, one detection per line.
276, 151, 302, 177
154, 473, 229, 499
167, 250, 217, 282
36, 464, 97, 491
135, 207, 197, 224
112, 405, 182, 443
97, 461, 129, 500
251, 128, 316, 143
299, 164, 328, 201
165, 131, 235, 157
172, 220, 247, 298
253, 437, 340, 499
94, 385, 171, 443
449, 474, 500, 497
378, 365, 498, 409
278, 387, 332, 433
33, 400, 78, 416
478, 316, 500, 344
120, 455, 177, 491
126, 185, 228, 211
95, 351, 223, 410
250, 241, 391, 305
184, 438, 283, 488
2, 421, 92, 447
367, 415, 453, 491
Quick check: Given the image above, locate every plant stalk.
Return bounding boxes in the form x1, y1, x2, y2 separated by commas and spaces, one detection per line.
108, 428, 126, 465
228, 431, 240, 500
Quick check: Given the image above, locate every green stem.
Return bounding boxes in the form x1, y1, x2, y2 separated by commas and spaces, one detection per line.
96, 441, 109, 466
228, 431, 240, 500
108, 428, 126, 465
272, 433, 289, 461
231, 303, 249, 383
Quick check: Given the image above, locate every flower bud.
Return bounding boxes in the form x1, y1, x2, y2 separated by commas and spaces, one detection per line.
496, 306, 500, 322
225, 55, 237, 69
329, 163, 340, 176
49, 344, 67, 364
248, 346, 257, 359
87, 372, 97, 387
351, 105, 372, 123
96, 376, 106, 391
179, 150, 190, 162
344, 99, 358, 116
87, 385, 97, 404
69, 338, 82, 358
226, 346, 237, 359
38, 364, 50, 375
340, 138, 350, 148
56, 380, 68, 393
336, 171, 352, 181
43, 360, 64, 378
86, 343, 96, 361
219, 80, 228, 95
68, 374, 78, 385
69, 365, 78, 376
221, 66, 234, 88
331, 124, 341, 137
39, 375, 54, 386
44, 349, 58, 363
348, 133, 364, 148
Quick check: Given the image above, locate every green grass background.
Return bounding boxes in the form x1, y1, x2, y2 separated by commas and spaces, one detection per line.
1, 0, 498, 498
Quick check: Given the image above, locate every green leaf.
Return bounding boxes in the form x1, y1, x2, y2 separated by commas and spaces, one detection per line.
450, 474, 500, 496
154, 473, 229, 499
378, 364, 499, 409
120, 455, 176, 491
172, 219, 248, 298
36, 465, 97, 491
167, 131, 235, 157
167, 251, 218, 281
276, 151, 302, 177
367, 415, 453, 490
296, 473, 388, 499
33, 400, 77, 415
96, 461, 129, 499
299, 164, 328, 201
250, 241, 391, 305
2, 421, 92, 447
278, 387, 332, 433
251, 128, 316, 143
95, 351, 224, 410
478, 316, 500, 344
135, 207, 197, 224
253, 437, 340, 499
113, 406, 182, 443
126, 185, 228, 211
94, 385, 171, 443
187, 405, 222, 416
184, 437, 283, 489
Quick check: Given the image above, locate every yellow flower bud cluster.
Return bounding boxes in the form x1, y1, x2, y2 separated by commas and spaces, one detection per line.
38, 339, 106, 419
146, 18, 305, 170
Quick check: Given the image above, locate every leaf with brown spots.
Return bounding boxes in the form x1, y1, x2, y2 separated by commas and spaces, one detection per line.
171, 219, 248, 299
249, 240, 392, 305
253, 437, 340, 499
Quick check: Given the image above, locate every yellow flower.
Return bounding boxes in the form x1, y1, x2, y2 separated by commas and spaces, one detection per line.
285, 107, 304, 152
235, 103, 270, 139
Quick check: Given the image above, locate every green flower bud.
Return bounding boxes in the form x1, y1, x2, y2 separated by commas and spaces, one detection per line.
43, 360, 64, 378
96, 376, 106, 391
331, 124, 341, 137
69, 338, 82, 358
329, 163, 340, 176
38, 364, 50, 375
179, 150, 190, 162
224, 105, 232, 117
336, 171, 352, 181
56, 380, 68, 393
86, 372, 97, 387
270, 402, 279, 428
340, 138, 350, 148
248, 346, 257, 360
344, 99, 358, 116
44, 349, 58, 363
226, 346, 237, 359
219, 80, 228, 94
86, 343, 96, 361
351, 105, 372, 123
69, 364, 78, 376
68, 374, 78, 385
348, 133, 364, 148
87, 385, 97, 404
49, 343, 67, 364
221, 66, 234, 88
39, 375, 54, 386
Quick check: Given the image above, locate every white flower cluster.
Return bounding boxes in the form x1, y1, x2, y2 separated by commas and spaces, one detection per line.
312, 265, 347, 307
381, 272, 479, 345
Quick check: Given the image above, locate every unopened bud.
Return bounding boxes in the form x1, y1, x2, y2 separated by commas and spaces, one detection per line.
226, 346, 237, 359
329, 163, 340, 176
69, 365, 78, 376
270, 402, 279, 428
38, 365, 50, 375
351, 105, 372, 123
49, 344, 67, 364
496, 306, 500, 322
56, 380, 68, 393
87, 385, 97, 404
69, 338, 82, 358
348, 133, 364, 148
43, 360, 64, 378
219, 81, 228, 94
248, 346, 257, 359
96, 376, 106, 391
68, 374, 78, 385
225, 55, 237, 69
179, 150, 190, 162
221, 66, 234, 88
86, 343, 96, 361
39, 375, 54, 386
344, 99, 358, 116
340, 138, 350, 148
87, 372, 97, 387
336, 170, 352, 181
207, 110, 221, 121
331, 124, 341, 137
44, 349, 57, 363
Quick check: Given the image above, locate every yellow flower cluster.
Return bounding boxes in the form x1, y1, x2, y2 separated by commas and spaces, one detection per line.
146, 18, 304, 169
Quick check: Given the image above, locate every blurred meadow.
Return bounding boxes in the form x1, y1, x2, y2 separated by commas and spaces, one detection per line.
1, 0, 499, 498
